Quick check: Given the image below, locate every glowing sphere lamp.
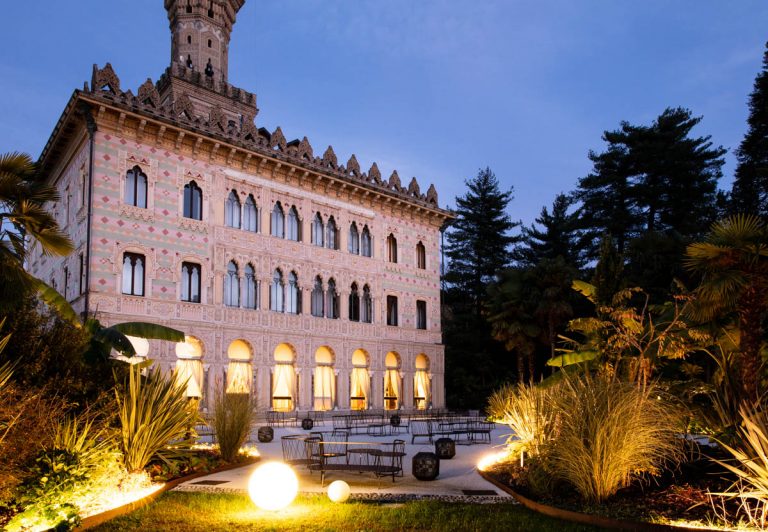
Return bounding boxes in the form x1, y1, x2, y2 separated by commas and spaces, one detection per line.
248, 462, 298, 511
327, 480, 351, 503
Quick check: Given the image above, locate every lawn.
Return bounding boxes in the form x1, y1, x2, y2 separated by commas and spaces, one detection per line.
91, 491, 601, 531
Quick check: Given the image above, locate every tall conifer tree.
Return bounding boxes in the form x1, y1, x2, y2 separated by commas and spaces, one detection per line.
731, 42, 768, 217
515, 193, 584, 271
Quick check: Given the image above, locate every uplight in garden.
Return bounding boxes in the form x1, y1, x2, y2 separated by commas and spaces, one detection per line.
327, 480, 351, 503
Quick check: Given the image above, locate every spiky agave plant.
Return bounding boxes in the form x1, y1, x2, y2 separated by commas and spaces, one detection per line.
116, 364, 199, 472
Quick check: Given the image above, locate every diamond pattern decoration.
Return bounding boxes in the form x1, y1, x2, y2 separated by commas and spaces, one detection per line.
100, 238, 108, 245
103, 154, 111, 161
162, 209, 169, 216
148, 227, 155, 233
98, 279, 106, 285
102, 196, 110, 203
101, 217, 108, 223
162, 229, 169, 235
117, 220, 125, 227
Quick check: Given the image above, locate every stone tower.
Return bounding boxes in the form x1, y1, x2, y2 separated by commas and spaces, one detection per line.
159, 0, 257, 126
165, 0, 245, 82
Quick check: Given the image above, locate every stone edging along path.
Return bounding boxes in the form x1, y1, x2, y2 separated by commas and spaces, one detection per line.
478, 471, 719, 532
75, 457, 260, 531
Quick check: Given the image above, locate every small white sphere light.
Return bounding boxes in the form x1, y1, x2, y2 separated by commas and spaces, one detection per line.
248, 462, 298, 511
327, 480, 351, 503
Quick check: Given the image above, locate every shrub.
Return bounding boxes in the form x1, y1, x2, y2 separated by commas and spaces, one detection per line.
212, 388, 254, 462
714, 405, 768, 529
6, 415, 122, 532
547, 373, 685, 503
116, 364, 199, 472
486, 382, 556, 459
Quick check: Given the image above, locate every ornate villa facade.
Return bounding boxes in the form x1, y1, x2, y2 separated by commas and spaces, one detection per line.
28, 0, 452, 414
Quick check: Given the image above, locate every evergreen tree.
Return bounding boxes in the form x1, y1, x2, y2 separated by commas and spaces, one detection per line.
515, 193, 584, 271
442, 167, 518, 407
443, 167, 519, 316
576, 109, 725, 262
731, 42, 768, 217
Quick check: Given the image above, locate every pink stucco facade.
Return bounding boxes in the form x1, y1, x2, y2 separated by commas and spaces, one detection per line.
28, 0, 451, 414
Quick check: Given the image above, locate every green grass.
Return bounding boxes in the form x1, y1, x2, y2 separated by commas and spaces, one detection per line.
92, 491, 601, 531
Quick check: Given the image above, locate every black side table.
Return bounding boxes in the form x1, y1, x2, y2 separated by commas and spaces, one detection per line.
302, 418, 314, 430
257, 426, 274, 443
412, 451, 440, 480
435, 437, 456, 459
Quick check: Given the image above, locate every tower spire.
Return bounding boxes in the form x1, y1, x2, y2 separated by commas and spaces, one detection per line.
164, 0, 245, 82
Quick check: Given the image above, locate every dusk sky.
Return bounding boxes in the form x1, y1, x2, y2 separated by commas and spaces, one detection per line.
1, 1, 767, 229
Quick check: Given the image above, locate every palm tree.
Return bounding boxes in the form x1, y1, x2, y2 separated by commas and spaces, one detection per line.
685, 215, 768, 402
37, 282, 184, 361
0, 151, 73, 311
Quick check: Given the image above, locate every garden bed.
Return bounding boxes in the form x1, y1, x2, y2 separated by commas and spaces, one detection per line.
482, 455, 741, 531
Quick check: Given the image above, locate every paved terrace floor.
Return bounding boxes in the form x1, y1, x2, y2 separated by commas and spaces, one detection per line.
175, 424, 514, 502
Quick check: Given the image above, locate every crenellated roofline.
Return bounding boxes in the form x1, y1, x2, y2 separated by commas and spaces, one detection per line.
38, 64, 453, 226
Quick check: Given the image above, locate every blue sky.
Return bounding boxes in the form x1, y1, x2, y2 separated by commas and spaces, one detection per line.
0, 1, 766, 228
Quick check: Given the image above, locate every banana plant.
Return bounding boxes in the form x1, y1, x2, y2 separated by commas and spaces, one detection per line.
36, 281, 184, 361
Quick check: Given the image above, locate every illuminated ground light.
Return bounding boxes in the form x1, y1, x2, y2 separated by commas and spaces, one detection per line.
327, 480, 351, 503
476, 450, 510, 472
248, 462, 298, 511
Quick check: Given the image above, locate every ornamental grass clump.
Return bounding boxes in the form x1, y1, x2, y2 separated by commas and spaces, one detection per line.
116, 364, 199, 472
487, 382, 556, 459
548, 373, 685, 503
212, 387, 255, 462
714, 405, 768, 529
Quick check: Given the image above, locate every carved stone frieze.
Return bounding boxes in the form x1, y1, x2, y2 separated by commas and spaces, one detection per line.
119, 204, 155, 222
178, 216, 209, 233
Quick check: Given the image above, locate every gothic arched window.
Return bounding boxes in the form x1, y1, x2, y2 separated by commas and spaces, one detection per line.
243, 194, 258, 232
271, 202, 284, 237
326, 278, 339, 319
326, 217, 338, 250
349, 222, 360, 255
270, 269, 284, 311
361, 285, 373, 323
361, 226, 372, 257
287, 206, 300, 241
416, 241, 426, 269
183, 181, 203, 220
181, 262, 201, 303
311, 276, 324, 317
349, 282, 360, 322
224, 261, 239, 307
387, 234, 397, 263
244, 263, 257, 309
225, 190, 241, 228
312, 213, 324, 247
125, 166, 147, 208
287, 271, 300, 314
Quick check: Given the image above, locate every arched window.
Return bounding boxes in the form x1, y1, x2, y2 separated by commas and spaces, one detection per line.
361, 225, 372, 257
350, 349, 370, 410
386, 295, 398, 326
416, 300, 427, 329
414, 354, 430, 410
270, 269, 283, 311
384, 352, 401, 411
287, 206, 300, 241
183, 181, 203, 220
244, 263, 257, 309
349, 282, 360, 322
243, 194, 258, 232
312, 213, 324, 247
125, 166, 147, 208
416, 241, 426, 269
311, 276, 324, 317
387, 234, 397, 263
326, 217, 338, 250
181, 262, 201, 303
224, 261, 239, 307
348, 222, 360, 255
225, 190, 241, 228
122, 252, 145, 296
326, 278, 339, 319
271, 202, 284, 237
313, 347, 335, 411
226, 340, 252, 394
286, 271, 300, 314
361, 285, 373, 323
272, 343, 296, 411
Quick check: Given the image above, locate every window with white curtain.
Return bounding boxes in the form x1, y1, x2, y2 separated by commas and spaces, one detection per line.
326, 216, 338, 250
181, 262, 201, 303
122, 252, 145, 296
350, 367, 370, 410
287, 206, 300, 241
125, 166, 147, 208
